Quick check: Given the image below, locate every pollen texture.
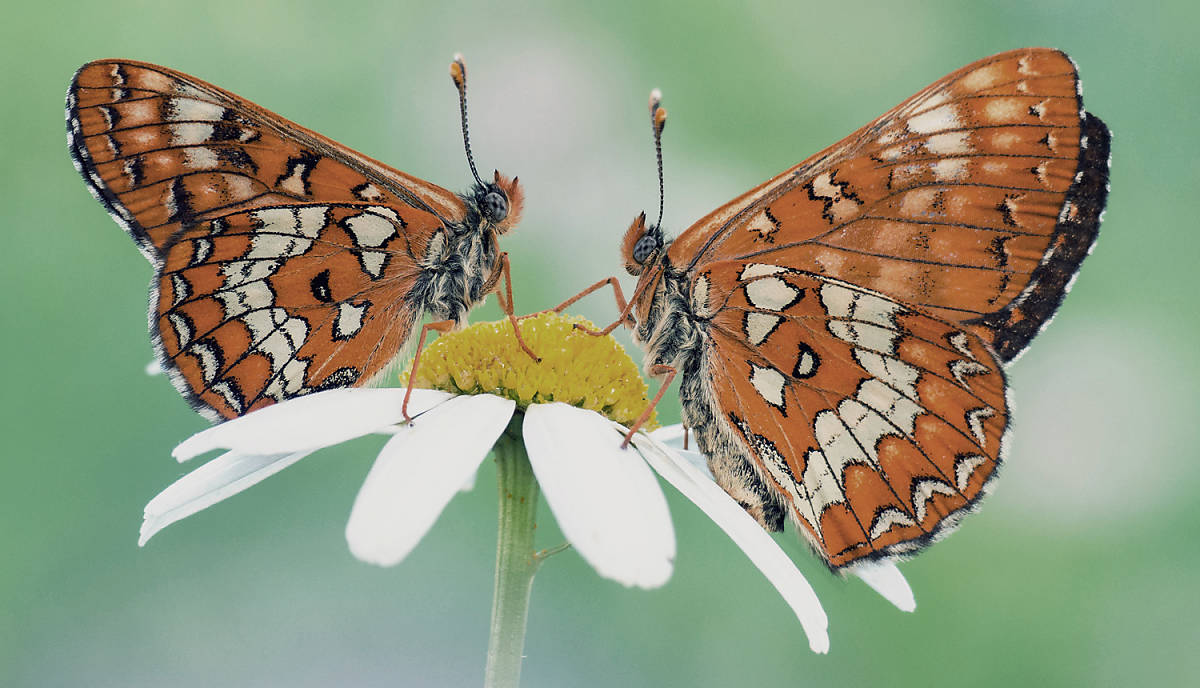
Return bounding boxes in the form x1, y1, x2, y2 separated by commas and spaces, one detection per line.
402, 312, 657, 428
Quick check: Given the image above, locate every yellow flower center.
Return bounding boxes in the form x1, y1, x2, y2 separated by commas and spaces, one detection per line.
402, 311, 657, 429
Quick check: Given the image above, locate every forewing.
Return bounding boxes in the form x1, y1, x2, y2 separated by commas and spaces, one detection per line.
154, 203, 437, 420
694, 260, 1008, 568
67, 59, 465, 261
671, 48, 1108, 363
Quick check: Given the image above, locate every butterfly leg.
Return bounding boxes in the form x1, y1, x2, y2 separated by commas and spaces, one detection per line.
402, 319, 456, 424
489, 252, 541, 361
552, 276, 630, 315
621, 364, 676, 449
555, 276, 640, 331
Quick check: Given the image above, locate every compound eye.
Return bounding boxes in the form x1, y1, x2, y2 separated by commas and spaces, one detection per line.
481, 191, 509, 223
632, 233, 659, 264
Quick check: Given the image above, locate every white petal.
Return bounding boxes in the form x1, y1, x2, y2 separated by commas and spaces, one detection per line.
629, 430, 830, 653
847, 559, 916, 612
345, 394, 515, 567
140, 449, 312, 546
173, 388, 454, 461
673, 448, 714, 480
523, 404, 674, 589
649, 424, 687, 446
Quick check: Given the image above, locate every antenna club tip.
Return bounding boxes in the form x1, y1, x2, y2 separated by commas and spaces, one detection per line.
450, 55, 466, 86
649, 88, 662, 105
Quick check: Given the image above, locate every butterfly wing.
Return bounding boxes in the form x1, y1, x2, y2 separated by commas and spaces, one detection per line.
154, 202, 447, 420
692, 261, 1008, 568
66, 60, 492, 420
668, 48, 1109, 363
66, 59, 465, 261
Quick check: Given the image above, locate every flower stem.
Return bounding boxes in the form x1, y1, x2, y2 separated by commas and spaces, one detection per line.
485, 420, 540, 688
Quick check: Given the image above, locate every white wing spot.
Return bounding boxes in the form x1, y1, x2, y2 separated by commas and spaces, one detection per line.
184, 147, 219, 170
745, 312, 781, 346
169, 274, 191, 306
960, 63, 1003, 91
264, 358, 311, 401
948, 332, 974, 358
954, 454, 988, 491
278, 163, 309, 196
966, 406, 996, 447
869, 508, 917, 540
216, 280, 275, 317
692, 275, 715, 318
794, 345, 818, 377
798, 446, 842, 533
295, 207, 328, 238
739, 263, 788, 281
169, 122, 214, 147
984, 98, 1023, 123
836, 398, 889, 464
907, 104, 959, 134
949, 358, 991, 390
925, 131, 972, 155
167, 98, 227, 122
211, 380, 244, 415
854, 349, 919, 398
355, 183, 384, 201
335, 302, 369, 339
191, 340, 222, 385
745, 277, 799, 311
749, 363, 786, 409
857, 379, 922, 434
359, 250, 387, 278
345, 212, 397, 247
912, 478, 958, 523
829, 320, 898, 354
933, 158, 968, 181
167, 313, 193, 348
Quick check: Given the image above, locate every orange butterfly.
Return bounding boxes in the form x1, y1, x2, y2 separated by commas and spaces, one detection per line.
571, 48, 1110, 569
67, 56, 526, 422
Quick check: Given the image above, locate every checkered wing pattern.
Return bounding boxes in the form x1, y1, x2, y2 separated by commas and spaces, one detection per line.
67, 59, 517, 421
695, 261, 1007, 567
623, 48, 1109, 568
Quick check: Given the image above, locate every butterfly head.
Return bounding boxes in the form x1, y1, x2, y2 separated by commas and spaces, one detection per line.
621, 211, 665, 276
471, 170, 523, 234
621, 90, 670, 276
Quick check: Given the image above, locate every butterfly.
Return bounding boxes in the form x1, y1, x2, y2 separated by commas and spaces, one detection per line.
578, 48, 1110, 569
67, 56, 525, 422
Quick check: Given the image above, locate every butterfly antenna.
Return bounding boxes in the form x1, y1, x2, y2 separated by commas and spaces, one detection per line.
649, 89, 667, 230
450, 54, 485, 187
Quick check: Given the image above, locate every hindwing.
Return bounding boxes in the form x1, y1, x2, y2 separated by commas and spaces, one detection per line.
695, 261, 1008, 567
154, 203, 436, 420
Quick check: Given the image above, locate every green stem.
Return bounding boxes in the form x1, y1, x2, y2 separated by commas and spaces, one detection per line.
484, 420, 540, 688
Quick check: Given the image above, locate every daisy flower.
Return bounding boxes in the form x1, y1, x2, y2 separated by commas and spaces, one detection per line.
140, 311, 914, 676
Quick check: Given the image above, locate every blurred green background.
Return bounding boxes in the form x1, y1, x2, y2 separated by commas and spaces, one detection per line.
3, 0, 1197, 685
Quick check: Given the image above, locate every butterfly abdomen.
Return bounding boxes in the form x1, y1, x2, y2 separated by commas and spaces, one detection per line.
635, 267, 790, 532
